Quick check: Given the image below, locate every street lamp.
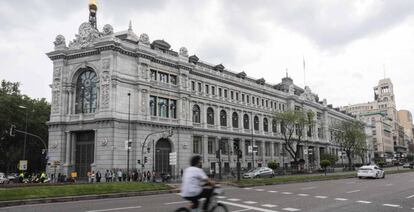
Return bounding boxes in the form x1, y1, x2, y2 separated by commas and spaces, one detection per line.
19, 105, 28, 160
127, 92, 131, 180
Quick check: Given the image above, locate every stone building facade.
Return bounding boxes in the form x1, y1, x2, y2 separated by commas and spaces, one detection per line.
46, 4, 356, 178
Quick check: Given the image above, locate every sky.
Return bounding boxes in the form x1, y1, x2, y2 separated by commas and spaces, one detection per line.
1, 0, 414, 115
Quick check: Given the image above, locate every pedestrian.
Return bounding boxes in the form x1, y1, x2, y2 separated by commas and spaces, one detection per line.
111, 170, 115, 182
147, 171, 151, 182
91, 171, 96, 183
96, 171, 101, 183
105, 170, 110, 182
117, 170, 122, 182
143, 171, 147, 182
181, 169, 183, 178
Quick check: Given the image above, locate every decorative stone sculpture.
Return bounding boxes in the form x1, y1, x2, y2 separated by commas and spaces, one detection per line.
301, 86, 315, 102
189, 55, 199, 64
139, 33, 150, 45
68, 22, 101, 49
102, 24, 114, 35
256, 78, 265, 85
179, 47, 188, 57
237, 71, 247, 79
54, 35, 67, 50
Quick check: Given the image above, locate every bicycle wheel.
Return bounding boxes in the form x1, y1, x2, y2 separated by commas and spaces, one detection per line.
174, 207, 191, 212
211, 203, 229, 212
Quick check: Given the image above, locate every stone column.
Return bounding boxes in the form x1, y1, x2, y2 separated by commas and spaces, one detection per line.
261, 141, 265, 163
68, 89, 73, 114
240, 138, 245, 168
203, 135, 208, 164
270, 141, 274, 161
215, 106, 220, 128
64, 131, 71, 175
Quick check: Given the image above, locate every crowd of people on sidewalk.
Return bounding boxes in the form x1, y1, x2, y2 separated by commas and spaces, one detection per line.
86, 169, 175, 183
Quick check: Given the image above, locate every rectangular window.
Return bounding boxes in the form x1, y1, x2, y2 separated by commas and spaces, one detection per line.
262, 99, 264, 106
191, 81, 195, 91
317, 112, 322, 120
150, 96, 157, 116
170, 75, 177, 85
150, 70, 157, 81
205, 85, 209, 94
193, 136, 202, 154
219, 88, 222, 97
265, 142, 271, 156
266, 100, 268, 108
212, 86, 216, 95
158, 72, 169, 83
158, 97, 169, 118
257, 142, 262, 156
224, 90, 228, 98
198, 82, 202, 92
242, 94, 245, 102
220, 139, 229, 155
247, 95, 250, 103
236, 93, 239, 101
256, 97, 259, 105
170, 99, 177, 119
252, 96, 255, 104
273, 143, 279, 156
208, 137, 216, 154
318, 128, 323, 139
230, 91, 234, 99
244, 140, 251, 155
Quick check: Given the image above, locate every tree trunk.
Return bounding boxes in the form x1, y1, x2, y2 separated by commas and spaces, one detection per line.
347, 153, 352, 171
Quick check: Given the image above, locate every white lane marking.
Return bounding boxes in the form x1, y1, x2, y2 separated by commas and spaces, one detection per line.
268, 190, 278, 193
346, 190, 360, 193
244, 201, 258, 204
334, 198, 348, 201
282, 192, 292, 194
232, 209, 251, 212
85, 206, 142, 212
164, 201, 188, 205
282, 207, 301, 211
315, 196, 327, 199
262, 204, 278, 208
301, 186, 316, 190
217, 196, 227, 199
228, 198, 241, 201
244, 187, 252, 190
383, 204, 401, 208
297, 194, 309, 196
219, 200, 280, 212
356, 201, 371, 204
385, 184, 393, 186
407, 195, 414, 199
346, 182, 356, 184
256, 189, 265, 191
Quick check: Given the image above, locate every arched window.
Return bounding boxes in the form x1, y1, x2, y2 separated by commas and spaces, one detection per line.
207, 107, 214, 125
220, 110, 227, 126
232, 112, 239, 128
272, 119, 277, 133
75, 69, 98, 114
263, 118, 268, 132
192, 105, 200, 123
243, 114, 249, 129
254, 116, 259, 131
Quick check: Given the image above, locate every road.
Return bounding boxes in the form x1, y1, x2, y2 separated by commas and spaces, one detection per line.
1, 171, 414, 212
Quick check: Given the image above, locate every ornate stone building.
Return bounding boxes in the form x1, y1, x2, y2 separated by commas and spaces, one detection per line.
46, 2, 356, 178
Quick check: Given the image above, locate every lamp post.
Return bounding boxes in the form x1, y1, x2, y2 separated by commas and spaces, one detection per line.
19, 105, 28, 160
127, 92, 131, 180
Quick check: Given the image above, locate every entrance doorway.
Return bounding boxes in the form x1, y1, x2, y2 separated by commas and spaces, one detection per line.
155, 138, 172, 175
75, 131, 94, 178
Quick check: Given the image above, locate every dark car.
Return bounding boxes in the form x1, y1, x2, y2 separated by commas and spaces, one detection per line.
403, 163, 414, 169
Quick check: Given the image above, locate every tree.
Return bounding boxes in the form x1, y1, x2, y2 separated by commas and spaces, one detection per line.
273, 110, 314, 170
0, 79, 50, 174
335, 120, 366, 170
267, 160, 278, 170
320, 153, 338, 167
320, 159, 331, 176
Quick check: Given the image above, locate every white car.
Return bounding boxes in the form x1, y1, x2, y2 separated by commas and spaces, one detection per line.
243, 167, 274, 179
0, 172, 9, 184
357, 165, 385, 179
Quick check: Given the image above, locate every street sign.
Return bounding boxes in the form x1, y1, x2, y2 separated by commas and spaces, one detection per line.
19, 160, 28, 171
338, 151, 342, 156
169, 152, 177, 165
252, 145, 258, 153
248, 146, 252, 153
304, 149, 308, 155
125, 140, 131, 150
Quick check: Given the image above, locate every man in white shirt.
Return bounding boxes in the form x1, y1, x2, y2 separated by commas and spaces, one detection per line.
181, 155, 215, 211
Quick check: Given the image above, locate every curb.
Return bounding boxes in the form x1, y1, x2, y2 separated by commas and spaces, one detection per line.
0, 189, 180, 208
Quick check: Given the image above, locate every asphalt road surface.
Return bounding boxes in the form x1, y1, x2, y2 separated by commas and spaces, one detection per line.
2, 171, 414, 212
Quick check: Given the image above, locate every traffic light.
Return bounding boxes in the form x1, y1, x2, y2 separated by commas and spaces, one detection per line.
9, 125, 16, 137
144, 156, 148, 164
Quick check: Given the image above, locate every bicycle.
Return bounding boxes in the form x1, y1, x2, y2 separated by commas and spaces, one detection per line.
175, 186, 228, 212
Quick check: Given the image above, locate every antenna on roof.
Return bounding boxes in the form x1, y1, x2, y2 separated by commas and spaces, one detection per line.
303, 55, 306, 86
286, 68, 288, 78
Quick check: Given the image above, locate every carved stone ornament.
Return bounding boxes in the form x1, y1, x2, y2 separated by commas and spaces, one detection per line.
68, 22, 101, 49
101, 138, 108, 146
301, 86, 315, 102
189, 55, 199, 64
237, 71, 247, 79
288, 84, 295, 95
179, 47, 188, 57
139, 33, 150, 45
102, 24, 114, 36
54, 35, 67, 50
101, 71, 110, 108
51, 141, 58, 149
256, 78, 265, 85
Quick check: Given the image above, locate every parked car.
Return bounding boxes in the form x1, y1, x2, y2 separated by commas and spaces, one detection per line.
357, 165, 385, 179
243, 167, 274, 179
0, 172, 9, 184
403, 163, 414, 168
7, 173, 18, 183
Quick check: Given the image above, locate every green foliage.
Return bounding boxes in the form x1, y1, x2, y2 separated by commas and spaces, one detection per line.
0, 79, 50, 173
377, 160, 385, 167
267, 161, 278, 170
320, 153, 338, 166
407, 154, 414, 162
0, 182, 172, 201
320, 160, 331, 168
273, 110, 315, 166
335, 120, 366, 168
